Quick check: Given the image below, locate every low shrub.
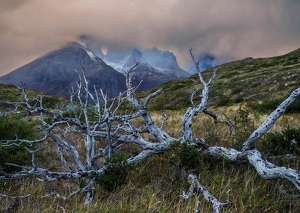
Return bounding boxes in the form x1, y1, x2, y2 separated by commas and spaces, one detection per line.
220, 72, 239, 79
233, 95, 244, 103
168, 140, 202, 172
259, 125, 300, 156
95, 152, 135, 191
231, 87, 243, 95
217, 95, 233, 106
247, 96, 300, 114
0, 117, 36, 173
224, 107, 256, 150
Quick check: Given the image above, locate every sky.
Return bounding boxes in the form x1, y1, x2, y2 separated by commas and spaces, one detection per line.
0, 0, 300, 76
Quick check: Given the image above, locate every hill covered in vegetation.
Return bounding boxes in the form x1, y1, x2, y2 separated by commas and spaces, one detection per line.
0, 84, 66, 113
137, 48, 300, 112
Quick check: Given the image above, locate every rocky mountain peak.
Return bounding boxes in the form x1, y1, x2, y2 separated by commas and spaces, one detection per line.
131, 49, 143, 58
0, 43, 126, 100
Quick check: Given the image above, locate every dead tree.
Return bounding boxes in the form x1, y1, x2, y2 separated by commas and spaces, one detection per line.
0, 50, 300, 211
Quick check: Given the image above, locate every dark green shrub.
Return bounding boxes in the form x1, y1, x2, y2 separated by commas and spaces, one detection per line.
231, 87, 243, 95
260, 63, 276, 68
247, 96, 300, 114
44, 117, 53, 125
95, 152, 134, 191
259, 126, 300, 156
248, 66, 259, 72
217, 95, 233, 106
172, 84, 185, 90
0, 117, 36, 173
220, 72, 239, 79
169, 140, 202, 172
233, 95, 244, 103
224, 107, 255, 150
61, 110, 80, 119
42, 96, 61, 108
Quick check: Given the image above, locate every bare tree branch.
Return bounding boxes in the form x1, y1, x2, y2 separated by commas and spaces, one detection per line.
242, 88, 300, 151
43, 179, 95, 202
181, 173, 234, 213
0, 193, 31, 199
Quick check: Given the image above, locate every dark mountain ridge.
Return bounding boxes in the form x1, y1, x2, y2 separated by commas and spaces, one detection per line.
0, 42, 191, 99
0, 42, 126, 99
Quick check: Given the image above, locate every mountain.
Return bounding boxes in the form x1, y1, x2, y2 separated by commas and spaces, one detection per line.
101, 47, 190, 91
0, 40, 193, 99
102, 47, 133, 72
76, 36, 191, 89
188, 53, 217, 74
0, 42, 126, 100
143, 47, 189, 78
136, 47, 300, 111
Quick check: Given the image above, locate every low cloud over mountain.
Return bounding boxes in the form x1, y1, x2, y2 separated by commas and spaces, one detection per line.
0, 41, 191, 98
1, 0, 300, 76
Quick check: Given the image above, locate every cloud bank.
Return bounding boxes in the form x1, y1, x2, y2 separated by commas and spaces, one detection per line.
0, 0, 300, 75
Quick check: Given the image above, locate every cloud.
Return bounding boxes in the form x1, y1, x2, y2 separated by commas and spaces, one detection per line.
0, 0, 300, 75
0, 0, 31, 12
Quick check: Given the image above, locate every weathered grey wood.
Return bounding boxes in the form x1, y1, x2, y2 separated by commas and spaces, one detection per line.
181, 173, 234, 213
242, 88, 300, 151
247, 149, 300, 190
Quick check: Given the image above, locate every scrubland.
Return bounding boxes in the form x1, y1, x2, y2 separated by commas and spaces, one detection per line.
1, 105, 300, 212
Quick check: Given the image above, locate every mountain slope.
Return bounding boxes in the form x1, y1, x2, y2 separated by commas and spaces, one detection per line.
103, 47, 190, 91
123, 49, 180, 91
136, 48, 300, 110
143, 47, 190, 78
0, 42, 126, 99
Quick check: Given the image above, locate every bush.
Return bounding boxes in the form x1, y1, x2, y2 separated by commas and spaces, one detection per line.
42, 96, 61, 108
233, 95, 244, 103
95, 152, 135, 191
259, 125, 300, 156
231, 87, 243, 95
224, 107, 256, 150
217, 95, 233, 106
247, 96, 300, 114
169, 140, 202, 172
0, 117, 36, 173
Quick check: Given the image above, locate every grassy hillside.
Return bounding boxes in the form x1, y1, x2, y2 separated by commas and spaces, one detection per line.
0, 84, 67, 112
137, 48, 300, 111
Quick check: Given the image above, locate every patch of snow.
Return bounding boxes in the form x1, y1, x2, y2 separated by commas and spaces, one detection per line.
77, 41, 88, 48
76, 41, 98, 61
85, 49, 97, 60
104, 60, 124, 73
104, 54, 132, 73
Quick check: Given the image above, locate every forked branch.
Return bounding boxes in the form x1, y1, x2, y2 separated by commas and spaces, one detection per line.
181, 173, 234, 213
